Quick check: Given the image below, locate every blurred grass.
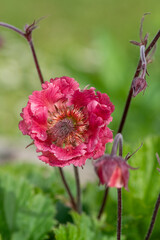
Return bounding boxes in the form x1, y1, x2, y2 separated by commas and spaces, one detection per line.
0, 0, 160, 143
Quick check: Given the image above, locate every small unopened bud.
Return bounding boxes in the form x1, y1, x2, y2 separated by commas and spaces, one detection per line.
132, 77, 147, 97
94, 154, 136, 190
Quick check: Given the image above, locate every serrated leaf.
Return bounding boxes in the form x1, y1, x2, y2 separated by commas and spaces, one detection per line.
0, 173, 55, 240
54, 212, 121, 240
126, 136, 160, 202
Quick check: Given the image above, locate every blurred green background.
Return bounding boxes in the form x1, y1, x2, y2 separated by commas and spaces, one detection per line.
0, 2, 160, 239
0, 0, 160, 145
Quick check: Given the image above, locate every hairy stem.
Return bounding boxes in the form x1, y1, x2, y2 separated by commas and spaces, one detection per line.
29, 40, 44, 84
0, 22, 44, 84
59, 168, 77, 211
117, 139, 123, 240
97, 30, 160, 220
97, 187, 109, 219
118, 30, 160, 133
0, 22, 24, 36
145, 193, 160, 240
117, 189, 122, 240
73, 166, 82, 213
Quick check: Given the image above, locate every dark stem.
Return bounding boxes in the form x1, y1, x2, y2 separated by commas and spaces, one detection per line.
73, 166, 82, 213
117, 189, 122, 240
0, 22, 24, 36
117, 135, 123, 240
29, 40, 44, 84
118, 30, 160, 134
0, 22, 44, 84
97, 187, 109, 219
118, 88, 133, 133
58, 168, 77, 211
145, 193, 160, 240
96, 30, 160, 221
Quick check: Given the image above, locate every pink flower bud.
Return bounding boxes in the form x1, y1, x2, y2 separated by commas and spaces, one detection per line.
94, 154, 135, 190
132, 77, 147, 97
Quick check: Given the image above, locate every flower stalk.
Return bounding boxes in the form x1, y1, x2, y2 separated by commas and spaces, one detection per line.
97, 187, 109, 219
117, 189, 122, 240
118, 30, 160, 133
98, 30, 160, 219
59, 168, 77, 211
96, 133, 124, 240
29, 39, 44, 84
0, 21, 44, 84
111, 134, 123, 240
97, 134, 123, 219
117, 134, 123, 240
145, 193, 160, 240
73, 166, 82, 214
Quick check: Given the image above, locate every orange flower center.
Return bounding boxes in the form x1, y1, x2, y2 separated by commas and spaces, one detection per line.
47, 103, 88, 148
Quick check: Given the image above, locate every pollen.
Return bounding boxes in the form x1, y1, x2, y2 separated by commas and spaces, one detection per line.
47, 102, 88, 147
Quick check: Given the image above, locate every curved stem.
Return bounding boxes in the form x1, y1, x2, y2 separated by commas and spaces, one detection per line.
59, 168, 77, 211
73, 166, 82, 214
118, 30, 160, 134
98, 29, 160, 219
111, 133, 123, 156
145, 193, 160, 240
0, 22, 24, 36
0, 21, 44, 84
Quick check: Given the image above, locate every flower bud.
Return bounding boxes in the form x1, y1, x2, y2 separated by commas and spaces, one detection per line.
94, 154, 135, 190
132, 77, 147, 97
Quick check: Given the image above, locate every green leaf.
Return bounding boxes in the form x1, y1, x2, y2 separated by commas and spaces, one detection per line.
0, 173, 55, 240
120, 136, 160, 239
54, 212, 125, 240
125, 135, 160, 202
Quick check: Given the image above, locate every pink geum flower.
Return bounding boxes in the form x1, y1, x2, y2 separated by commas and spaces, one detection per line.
94, 154, 134, 190
19, 76, 114, 167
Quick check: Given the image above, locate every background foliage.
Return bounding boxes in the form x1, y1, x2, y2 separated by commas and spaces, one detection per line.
0, 0, 160, 142
0, 136, 159, 239
0, 1, 160, 239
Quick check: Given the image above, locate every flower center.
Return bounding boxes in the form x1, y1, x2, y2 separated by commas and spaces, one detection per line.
47, 103, 88, 148
52, 118, 75, 139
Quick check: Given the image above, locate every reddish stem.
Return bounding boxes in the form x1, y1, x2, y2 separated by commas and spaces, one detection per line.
29, 40, 44, 84
73, 166, 82, 213
59, 168, 77, 211
97, 187, 109, 219
145, 193, 160, 240
98, 30, 160, 220
117, 189, 122, 240
118, 30, 160, 133
0, 22, 44, 84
